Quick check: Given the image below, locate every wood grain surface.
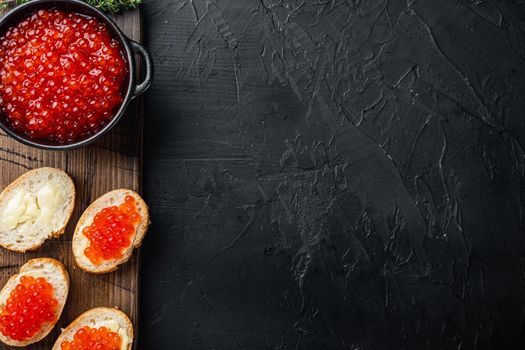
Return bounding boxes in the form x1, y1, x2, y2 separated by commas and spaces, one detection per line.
0, 7, 143, 350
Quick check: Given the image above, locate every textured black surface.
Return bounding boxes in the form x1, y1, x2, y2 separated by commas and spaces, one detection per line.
141, 0, 525, 349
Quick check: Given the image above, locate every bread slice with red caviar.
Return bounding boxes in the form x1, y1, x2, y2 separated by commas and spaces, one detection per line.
52, 307, 133, 350
72, 189, 149, 274
0, 258, 69, 347
0, 167, 75, 252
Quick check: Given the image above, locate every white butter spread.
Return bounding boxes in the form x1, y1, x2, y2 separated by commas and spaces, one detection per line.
1, 181, 64, 230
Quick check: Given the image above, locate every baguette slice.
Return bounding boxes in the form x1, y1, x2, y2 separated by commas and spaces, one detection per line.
52, 307, 133, 350
0, 167, 75, 252
73, 189, 149, 274
0, 258, 69, 347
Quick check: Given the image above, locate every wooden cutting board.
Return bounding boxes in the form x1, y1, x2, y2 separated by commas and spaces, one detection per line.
0, 7, 143, 350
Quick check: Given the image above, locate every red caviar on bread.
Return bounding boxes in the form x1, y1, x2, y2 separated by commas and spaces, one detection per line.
73, 189, 150, 274
0, 258, 69, 347
53, 308, 133, 350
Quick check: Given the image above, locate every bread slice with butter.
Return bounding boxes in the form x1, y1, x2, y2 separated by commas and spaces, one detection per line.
0, 258, 69, 347
52, 307, 133, 350
72, 189, 149, 274
0, 167, 75, 252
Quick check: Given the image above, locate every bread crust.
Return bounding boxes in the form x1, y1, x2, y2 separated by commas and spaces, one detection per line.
0, 258, 70, 347
51, 307, 133, 350
73, 189, 150, 274
0, 167, 76, 252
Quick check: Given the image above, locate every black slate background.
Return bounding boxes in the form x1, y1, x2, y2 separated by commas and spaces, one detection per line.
140, 0, 525, 349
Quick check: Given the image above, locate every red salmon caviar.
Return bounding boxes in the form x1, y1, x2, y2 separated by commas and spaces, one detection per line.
83, 195, 141, 265
60, 326, 122, 350
0, 9, 127, 143
0, 276, 57, 341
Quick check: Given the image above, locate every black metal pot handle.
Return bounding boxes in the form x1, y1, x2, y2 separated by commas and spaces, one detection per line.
130, 40, 153, 98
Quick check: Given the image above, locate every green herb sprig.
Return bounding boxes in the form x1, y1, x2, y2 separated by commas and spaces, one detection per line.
85, 0, 142, 13
1, 0, 142, 13
0, 0, 23, 10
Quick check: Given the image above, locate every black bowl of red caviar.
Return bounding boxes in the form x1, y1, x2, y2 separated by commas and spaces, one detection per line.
0, 0, 153, 149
